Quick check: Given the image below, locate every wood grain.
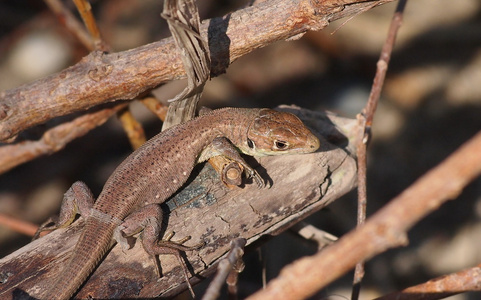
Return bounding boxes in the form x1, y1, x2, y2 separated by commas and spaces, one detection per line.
0, 107, 358, 299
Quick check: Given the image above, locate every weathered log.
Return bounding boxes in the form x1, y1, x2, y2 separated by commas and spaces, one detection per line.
0, 107, 358, 299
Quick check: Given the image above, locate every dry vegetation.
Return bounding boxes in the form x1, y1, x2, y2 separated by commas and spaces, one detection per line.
1, 0, 481, 299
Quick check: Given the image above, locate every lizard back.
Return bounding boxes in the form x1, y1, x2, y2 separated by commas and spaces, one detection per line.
44, 107, 319, 299
45, 108, 263, 299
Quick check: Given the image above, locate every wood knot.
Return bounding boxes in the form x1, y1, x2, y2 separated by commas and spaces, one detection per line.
222, 161, 243, 186
0, 103, 10, 120
88, 64, 113, 82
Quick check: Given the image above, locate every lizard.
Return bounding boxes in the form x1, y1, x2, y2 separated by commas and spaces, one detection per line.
36, 107, 320, 300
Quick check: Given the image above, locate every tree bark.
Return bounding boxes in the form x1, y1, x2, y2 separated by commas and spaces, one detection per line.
0, 107, 358, 299
0, 0, 393, 141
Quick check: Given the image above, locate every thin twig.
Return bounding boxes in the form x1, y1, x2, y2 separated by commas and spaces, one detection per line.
202, 238, 247, 300
72, 0, 147, 150
0, 103, 128, 174
139, 97, 169, 121
247, 130, 481, 300
375, 262, 481, 300
72, 0, 109, 51
352, 1, 408, 299
364, 0, 407, 128
43, 0, 94, 50
0, 214, 38, 237
290, 222, 338, 250
117, 107, 146, 150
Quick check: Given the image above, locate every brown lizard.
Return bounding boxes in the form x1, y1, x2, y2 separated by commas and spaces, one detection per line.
37, 107, 320, 299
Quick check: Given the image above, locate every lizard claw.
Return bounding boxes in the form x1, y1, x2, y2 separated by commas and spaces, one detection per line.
246, 167, 266, 189
114, 226, 131, 252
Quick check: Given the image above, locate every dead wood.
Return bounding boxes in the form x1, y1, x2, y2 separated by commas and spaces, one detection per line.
374, 262, 481, 300
0, 0, 393, 142
247, 130, 481, 300
0, 103, 128, 174
0, 107, 358, 299
352, 1, 407, 297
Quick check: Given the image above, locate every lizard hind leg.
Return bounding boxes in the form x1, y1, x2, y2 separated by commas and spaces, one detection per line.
144, 228, 203, 298
115, 204, 204, 297
33, 181, 95, 240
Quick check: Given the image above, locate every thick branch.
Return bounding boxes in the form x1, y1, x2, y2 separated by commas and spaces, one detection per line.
247, 130, 481, 300
0, 108, 358, 299
0, 0, 393, 141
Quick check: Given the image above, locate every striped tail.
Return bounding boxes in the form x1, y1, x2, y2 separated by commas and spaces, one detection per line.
46, 218, 116, 300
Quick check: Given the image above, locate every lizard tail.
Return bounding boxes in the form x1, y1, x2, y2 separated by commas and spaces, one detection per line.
45, 218, 116, 300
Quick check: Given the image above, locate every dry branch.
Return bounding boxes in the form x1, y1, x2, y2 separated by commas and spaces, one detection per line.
72, 0, 108, 51
0, 107, 358, 299
375, 263, 481, 300
0, 103, 127, 174
0, 0, 393, 141
117, 106, 146, 150
247, 130, 481, 300
352, 1, 407, 297
290, 222, 338, 250
202, 238, 247, 300
43, 0, 94, 51
0, 214, 38, 238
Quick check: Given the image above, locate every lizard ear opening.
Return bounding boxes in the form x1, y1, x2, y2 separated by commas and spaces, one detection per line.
247, 138, 255, 149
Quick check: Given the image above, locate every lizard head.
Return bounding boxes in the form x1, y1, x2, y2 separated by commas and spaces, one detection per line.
240, 109, 320, 156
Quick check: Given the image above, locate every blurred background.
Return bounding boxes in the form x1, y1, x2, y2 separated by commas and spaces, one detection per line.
1, 0, 481, 299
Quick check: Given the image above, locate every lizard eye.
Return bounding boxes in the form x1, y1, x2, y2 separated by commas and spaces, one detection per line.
247, 138, 255, 149
274, 140, 288, 150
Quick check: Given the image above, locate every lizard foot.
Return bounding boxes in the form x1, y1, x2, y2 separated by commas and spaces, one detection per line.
156, 231, 205, 251
33, 217, 59, 240
33, 181, 95, 240
143, 230, 204, 298
119, 205, 203, 297
244, 164, 267, 189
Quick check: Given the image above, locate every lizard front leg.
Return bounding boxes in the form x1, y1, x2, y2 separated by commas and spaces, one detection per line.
34, 181, 94, 239
113, 204, 203, 297
200, 107, 265, 188
199, 137, 266, 188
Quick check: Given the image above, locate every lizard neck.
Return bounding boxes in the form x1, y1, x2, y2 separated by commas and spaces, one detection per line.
194, 107, 260, 152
